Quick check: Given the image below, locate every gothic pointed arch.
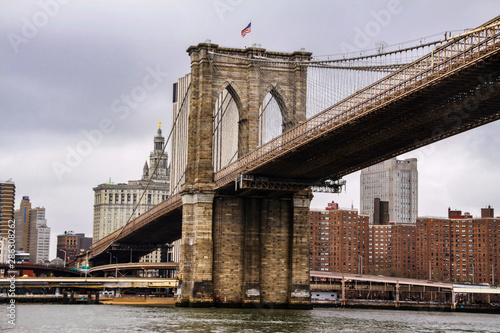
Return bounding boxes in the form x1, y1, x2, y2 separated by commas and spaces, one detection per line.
212, 83, 241, 172
218, 81, 244, 114
258, 85, 297, 145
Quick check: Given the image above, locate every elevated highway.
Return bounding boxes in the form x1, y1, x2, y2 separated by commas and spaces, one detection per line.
0, 277, 178, 289
0, 263, 81, 277
311, 271, 500, 308
89, 262, 179, 277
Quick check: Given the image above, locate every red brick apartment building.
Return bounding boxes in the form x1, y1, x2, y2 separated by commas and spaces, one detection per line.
310, 202, 499, 284
417, 207, 499, 284
309, 202, 369, 273
368, 223, 416, 277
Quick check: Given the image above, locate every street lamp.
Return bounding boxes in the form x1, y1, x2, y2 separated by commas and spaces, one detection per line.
107, 251, 112, 265
60, 249, 67, 267
113, 256, 118, 277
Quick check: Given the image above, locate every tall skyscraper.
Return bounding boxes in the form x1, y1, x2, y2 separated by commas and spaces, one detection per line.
360, 157, 418, 224
92, 124, 171, 242
0, 179, 15, 238
13, 196, 50, 263
170, 74, 190, 195
14, 196, 32, 252
145, 125, 170, 183
28, 207, 50, 263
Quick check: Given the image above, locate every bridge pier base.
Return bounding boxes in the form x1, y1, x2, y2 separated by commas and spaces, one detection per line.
178, 191, 312, 308
178, 192, 215, 307
211, 192, 312, 309
289, 194, 314, 309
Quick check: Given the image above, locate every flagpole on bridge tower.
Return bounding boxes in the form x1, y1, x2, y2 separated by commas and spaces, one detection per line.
241, 21, 252, 48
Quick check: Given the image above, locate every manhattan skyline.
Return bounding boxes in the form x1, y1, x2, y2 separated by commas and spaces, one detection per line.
2, 1, 500, 260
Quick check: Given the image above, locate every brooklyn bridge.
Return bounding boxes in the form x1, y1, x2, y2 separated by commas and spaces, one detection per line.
83, 15, 500, 308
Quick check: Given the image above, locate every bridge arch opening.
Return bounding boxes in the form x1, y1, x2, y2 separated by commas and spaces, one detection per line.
258, 88, 288, 146
213, 84, 240, 172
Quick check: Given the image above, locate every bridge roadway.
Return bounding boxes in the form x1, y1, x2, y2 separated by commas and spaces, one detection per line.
89, 262, 179, 277
89, 15, 500, 264
0, 263, 81, 277
89, 194, 183, 264
3, 272, 498, 297
0, 277, 178, 289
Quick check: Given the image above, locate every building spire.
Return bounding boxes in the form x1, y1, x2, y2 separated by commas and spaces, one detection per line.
147, 124, 169, 183
142, 161, 149, 180
154, 123, 165, 152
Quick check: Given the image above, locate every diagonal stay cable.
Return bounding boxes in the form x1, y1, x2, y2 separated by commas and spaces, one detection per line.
109, 82, 192, 244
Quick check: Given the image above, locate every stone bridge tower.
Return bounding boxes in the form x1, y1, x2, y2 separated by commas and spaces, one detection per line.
179, 42, 312, 308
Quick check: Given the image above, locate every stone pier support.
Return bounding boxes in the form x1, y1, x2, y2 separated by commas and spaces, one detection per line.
212, 192, 312, 309
178, 191, 215, 306
289, 192, 313, 307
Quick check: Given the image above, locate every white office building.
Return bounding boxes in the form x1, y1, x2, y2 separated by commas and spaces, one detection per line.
360, 157, 418, 224
92, 125, 173, 263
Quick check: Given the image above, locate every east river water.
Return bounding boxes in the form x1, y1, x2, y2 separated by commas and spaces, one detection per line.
3, 304, 500, 332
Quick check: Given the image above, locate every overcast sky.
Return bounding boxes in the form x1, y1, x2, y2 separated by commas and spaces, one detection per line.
2, 0, 500, 260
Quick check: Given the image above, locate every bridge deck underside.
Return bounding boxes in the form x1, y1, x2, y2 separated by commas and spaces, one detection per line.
116, 210, 182, 246
91, 209, 182, 265
240, 54, 500, 183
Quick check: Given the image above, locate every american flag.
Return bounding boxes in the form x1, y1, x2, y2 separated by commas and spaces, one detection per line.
241, 22, 251, 37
